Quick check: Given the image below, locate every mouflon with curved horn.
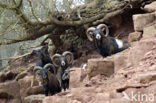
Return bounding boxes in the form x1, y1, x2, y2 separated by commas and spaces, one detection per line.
86, 24, 130, 57
52, 51, 74, 91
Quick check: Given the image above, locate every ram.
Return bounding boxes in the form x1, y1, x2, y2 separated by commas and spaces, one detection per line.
33, 63, 61, 96
52, 51, 74, 91
86, 24, 130, 57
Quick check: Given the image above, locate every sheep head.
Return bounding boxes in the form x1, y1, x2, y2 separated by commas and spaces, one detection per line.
32, 45, 49, 61
52, 51, 74, 67
33, 63, 55, 85
86, 24, 109, 42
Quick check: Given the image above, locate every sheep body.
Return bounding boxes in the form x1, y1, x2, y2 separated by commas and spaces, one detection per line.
52, 51, 73, 91
95, 36, 130, 57
87, 24, 130, 57
33, 64, 61, 96
43, 71, 61, 96
33, 45, 52, 67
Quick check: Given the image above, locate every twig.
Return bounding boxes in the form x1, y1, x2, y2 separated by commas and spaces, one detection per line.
27, 0, 40, 22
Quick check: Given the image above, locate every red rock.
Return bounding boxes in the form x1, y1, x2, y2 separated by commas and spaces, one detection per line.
0, 81, 21, 103
143, 25, 156, 38
133, 13, 155, 31
144, 2, 156, 13
128, 32, 142, 42
24, 95, 45, 103
87, 58, 114, 79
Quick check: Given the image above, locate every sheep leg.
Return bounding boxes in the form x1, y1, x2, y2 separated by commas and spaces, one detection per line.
43, 85, 49, 96
66, 79, 69, 89
61, 81, 66, 91
50, 90, 55, 96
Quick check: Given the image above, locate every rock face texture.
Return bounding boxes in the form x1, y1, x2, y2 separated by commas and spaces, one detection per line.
143, 25, 156, 38
144, 1, 156, 13
128, 32, 142, 42
87, 59, 114, 79
133, 13, 155, 31
0, 1, 156, 103
0, 81, 21, 103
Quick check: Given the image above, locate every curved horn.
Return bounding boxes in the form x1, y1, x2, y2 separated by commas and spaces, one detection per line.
33, 66, 42, 79
43, 63, 56, 74
86, 27, 96, 42
52, 54, 61, 67
97, 24, 109, 36
62, 51, 74, 64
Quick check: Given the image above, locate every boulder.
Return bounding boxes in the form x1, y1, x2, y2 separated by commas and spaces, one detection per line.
18, 76, 40, 103
113, 50, 131, 72
15, 70, 28, 81
0, 71, 17, 83
128, 32, 142, 42
144, 2, 156, 13
133, 13, 155, 31
128, 37, 156, 67
87, 58, 114, 79
143, 25, 156, 38
0, 81, 21, 103
24, 95, 45, 103
26, 86, 44, 96
70, 67, 83, 88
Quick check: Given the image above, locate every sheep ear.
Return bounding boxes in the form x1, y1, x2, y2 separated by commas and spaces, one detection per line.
63, 51, 74, 64
52, 54, 61, 67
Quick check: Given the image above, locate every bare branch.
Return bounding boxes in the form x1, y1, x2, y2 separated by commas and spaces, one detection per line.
27, 0, 40, 22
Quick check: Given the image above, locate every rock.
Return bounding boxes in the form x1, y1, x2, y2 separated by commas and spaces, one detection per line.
0, 81, 21, 103
113, 50, 131, 72
128, 32, 142, 42
24, 95, 45, 103
70, 67, 83, 88
15, 71, 28, 81
0, 99, 7, 103
26, 86, 44, 96
43, 96, 68, 103
110, 98, 130, 103
0, 71, 17, 83
128, 37, 156, 67
18, 76, 40, 103
87, 58, 114, 79
139, 71, 156, 84
0, 73, 6, 82
143, 25, 156, 38
144, 2, 156, 13
133, 13, 155, 31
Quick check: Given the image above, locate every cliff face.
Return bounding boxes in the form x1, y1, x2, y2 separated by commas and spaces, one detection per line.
0, 1, 156, 103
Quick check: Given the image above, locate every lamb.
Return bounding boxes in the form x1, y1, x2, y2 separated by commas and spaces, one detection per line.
86, 24, 130, 57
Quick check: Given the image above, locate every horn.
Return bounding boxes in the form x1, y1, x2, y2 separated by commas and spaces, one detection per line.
62, 51, 74, 64
33, 66, 42, 79
43, 63, 56, 74
52, 54, 61, 67
86, 27, 96, 41
97, 24, 109, 36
